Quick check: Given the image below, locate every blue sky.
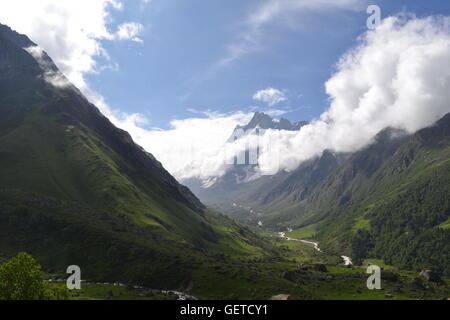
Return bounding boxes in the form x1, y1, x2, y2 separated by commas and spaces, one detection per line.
84, 0, 450, 129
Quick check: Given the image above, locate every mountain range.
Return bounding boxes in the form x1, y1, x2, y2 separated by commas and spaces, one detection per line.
187, 110, 450, 275
234, 112, 308, 132
185, 112, 309, 197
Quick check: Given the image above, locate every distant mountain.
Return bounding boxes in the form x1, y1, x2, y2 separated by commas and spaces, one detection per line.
0, 24, 278, 288
210, 113, 450, 275
235, 112, 308, 132
185, 112, 309, 202
234, 128, 410, 226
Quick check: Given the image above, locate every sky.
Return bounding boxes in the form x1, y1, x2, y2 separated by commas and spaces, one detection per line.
90, 0, 450, 126
1, 0, 450, 180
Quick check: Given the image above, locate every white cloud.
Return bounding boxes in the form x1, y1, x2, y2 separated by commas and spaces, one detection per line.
222, 0, 367, 65
124, 14, 450, 181
264, 109, 288, 117
115, 22, 144, 43
246, 0, 365, 34
253, 88, 287, 106
256, 14, 450, 174
0, 1, 143, 97
117, 111, 254, 180
25, 46, 71, 88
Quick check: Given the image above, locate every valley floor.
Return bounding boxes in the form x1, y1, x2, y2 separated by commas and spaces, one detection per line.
50, 230, 450, 300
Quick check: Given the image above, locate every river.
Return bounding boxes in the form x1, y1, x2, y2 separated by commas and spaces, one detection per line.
277, 231, 352, 265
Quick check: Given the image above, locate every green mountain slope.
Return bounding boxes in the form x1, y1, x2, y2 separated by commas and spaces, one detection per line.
0, 24, 280, 289
317, 113, 450, 275
0, 23, 212, 244
227, 114, 450, 275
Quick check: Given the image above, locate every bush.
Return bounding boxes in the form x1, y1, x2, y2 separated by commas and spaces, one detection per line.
0, 252, 69, 300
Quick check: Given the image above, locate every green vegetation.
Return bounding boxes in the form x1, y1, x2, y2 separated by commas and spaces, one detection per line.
0, 253, 69, 300
1, 23, 449, 301
352, 217, 371, 233
438, 218, 450, 229
288, 224, 318, 240
224, 116, 450, 278
65, 283, 175, 300
362, 259, 395, 270
1, 245, 448, 300
0, 24, 286, 294
321, 143, 450, 275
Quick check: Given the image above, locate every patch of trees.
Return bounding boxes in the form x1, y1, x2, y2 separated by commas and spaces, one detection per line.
0, 252, 69, 300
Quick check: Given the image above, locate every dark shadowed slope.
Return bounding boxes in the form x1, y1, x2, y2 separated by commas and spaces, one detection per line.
316, 113, 450, 275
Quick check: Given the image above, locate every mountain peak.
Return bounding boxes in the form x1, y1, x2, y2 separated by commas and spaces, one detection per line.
245, 112, 276, 129
0, 23, 35, 48
237, 112, 307, 132
0, 23, 44, 86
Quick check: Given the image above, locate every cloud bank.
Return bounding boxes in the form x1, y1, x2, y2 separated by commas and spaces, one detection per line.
222, 0, 367, 64
257, 14, 450, 174
118, 111, 254, 179
116, 22, 144, 43
80, 13, 450, 181
130, 14, 450, 181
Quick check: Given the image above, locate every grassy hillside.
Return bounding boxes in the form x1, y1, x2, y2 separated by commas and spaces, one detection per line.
0, 23, 285, 291
317, 115, 450, 275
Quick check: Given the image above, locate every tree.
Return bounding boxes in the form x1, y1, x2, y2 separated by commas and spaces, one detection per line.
0, 252, 69, 300
351, 230, 373, 265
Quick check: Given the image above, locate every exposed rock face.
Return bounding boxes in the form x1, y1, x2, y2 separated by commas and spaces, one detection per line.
0, 24, 38, 80
236, 112, 308, 132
